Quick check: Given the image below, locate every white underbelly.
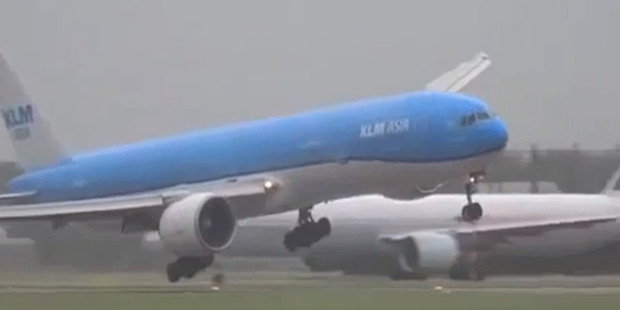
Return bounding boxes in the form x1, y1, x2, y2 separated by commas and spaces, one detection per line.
150, 150, 500, 220
261, 151, 500, 215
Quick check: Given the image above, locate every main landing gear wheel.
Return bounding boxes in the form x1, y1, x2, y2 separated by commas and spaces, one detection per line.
283, 207, 331, 252
166, 255, 214, 283
462, 202, 483, 222
461, 175, 484, 222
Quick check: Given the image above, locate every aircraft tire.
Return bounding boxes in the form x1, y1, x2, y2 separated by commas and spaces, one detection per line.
316, 217, 331, 237
461, 202, 483, 222
166, 262, 182, 283
283, 232, 299, 252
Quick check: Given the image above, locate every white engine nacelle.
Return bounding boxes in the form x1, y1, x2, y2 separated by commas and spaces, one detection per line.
158, 193, 237, 257
397, 232, 461, 274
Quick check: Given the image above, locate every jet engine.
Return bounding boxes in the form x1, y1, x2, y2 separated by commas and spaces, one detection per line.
158, 193, 237, 257
394, 232, 484, 280
398, 232, 459, 272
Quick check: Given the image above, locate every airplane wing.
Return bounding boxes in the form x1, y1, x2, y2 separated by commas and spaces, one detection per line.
425, 52, 491, 92
0, 177, 278, 224
379, 215, 619, 250
0, 191, 37, 205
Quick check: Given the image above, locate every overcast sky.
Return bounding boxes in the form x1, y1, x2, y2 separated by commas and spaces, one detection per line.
0, 0, 617, 161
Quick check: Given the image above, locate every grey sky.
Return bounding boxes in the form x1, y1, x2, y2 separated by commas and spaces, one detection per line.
0, 0, 617, 161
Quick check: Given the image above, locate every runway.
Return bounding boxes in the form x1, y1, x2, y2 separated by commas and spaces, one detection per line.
2, 270, 620, 292
1, 271, 620, 310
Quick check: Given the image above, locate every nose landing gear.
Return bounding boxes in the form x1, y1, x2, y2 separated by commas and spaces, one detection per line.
461, 174, 484, 222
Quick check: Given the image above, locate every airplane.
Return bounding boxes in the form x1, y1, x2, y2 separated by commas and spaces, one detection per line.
0, 51, 501, 271
220, 166, 620, 281
0, 51, 507, 282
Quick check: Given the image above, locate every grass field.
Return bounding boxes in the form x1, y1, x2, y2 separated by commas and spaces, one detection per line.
2, 271, 620, 310
2, 288, 620, 310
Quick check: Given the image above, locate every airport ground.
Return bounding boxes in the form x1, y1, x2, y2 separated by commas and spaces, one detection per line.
2, 258, 620, 310
2, 271, 620, 310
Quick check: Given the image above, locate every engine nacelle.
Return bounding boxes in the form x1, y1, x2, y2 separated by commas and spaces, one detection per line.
397, 232, 463, 275
158, 193, 237, 257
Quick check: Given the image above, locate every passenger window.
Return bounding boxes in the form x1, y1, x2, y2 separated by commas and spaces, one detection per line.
467, 114, 476, 125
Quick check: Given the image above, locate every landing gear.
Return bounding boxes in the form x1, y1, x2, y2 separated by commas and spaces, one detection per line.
462, 202, 482, 222
166, 255, 214, 283
448, 263, 487, 281
461, 174, 484, 222
283, 207, 331, 252
449, 252, 487, 281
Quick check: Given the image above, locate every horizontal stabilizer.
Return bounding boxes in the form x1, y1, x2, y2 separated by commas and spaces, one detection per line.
425, 52, 491, 93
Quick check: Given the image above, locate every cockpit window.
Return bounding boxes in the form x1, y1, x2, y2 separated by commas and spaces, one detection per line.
460, 116, 468, 127
476, 112, 490, 120
467, 114, 476, 125
460, 110, 493, 127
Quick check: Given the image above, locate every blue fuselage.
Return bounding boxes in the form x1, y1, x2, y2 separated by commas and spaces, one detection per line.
8, 91, 508, 203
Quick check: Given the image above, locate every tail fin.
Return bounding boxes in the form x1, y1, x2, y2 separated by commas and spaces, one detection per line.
601, 164, 620, 196
0, 53, 67, 171
425, 52, 491, 93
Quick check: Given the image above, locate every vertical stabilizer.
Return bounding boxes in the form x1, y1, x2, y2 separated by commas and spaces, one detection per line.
425, 52, 491, 93
0, 53, 67, 171
602, 164, 620, 196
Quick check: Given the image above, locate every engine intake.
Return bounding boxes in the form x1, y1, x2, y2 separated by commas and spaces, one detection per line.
398, 232, 460, 274
158, 193, 237, 257
394, 232, 484, 280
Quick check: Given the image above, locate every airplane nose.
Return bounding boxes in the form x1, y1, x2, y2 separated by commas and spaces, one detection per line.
473, 117, 508, 153
491, 118, 509, 150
